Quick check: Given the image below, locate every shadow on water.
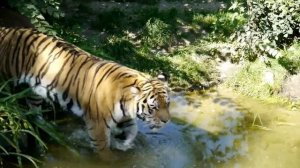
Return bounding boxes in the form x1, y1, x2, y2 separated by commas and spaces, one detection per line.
42, 88, 257, 168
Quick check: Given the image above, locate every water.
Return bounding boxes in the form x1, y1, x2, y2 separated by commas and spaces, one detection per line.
42, 87, 300, 168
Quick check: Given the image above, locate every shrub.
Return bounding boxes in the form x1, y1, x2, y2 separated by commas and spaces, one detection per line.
91, 8, 125, 32
0, 81, 44, 167
8, 0, 64, 35
142, 18, 173, 48
0, 80, 76, 167
278, 43, 300, 74
231, 0, 300, 61
193, 12, 246, 40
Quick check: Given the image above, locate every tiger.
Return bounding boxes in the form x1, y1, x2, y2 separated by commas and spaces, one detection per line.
0, 27, 170, 153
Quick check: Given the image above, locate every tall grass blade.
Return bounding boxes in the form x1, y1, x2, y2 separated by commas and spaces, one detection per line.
0, 133, 17, 149
33, 117, 79, 156
6, 152, 40, 168
0, 88, 31, 102
0, 145, 9, 154
19, 129, 47, 149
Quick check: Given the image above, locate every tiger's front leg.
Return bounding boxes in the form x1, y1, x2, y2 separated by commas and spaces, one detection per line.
111, 119, 138, 151
83, 116, 116, 160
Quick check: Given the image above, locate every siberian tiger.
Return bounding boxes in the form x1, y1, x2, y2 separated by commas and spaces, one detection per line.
0, 27, 170, 153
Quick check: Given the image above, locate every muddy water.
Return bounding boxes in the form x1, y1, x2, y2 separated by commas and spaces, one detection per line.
42, 87, 300, 168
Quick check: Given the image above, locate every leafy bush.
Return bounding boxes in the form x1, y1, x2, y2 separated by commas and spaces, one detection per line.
231, 0, 300, 61
142, 18, 173, 48
0, 80, 77, 167
279, 43, 300, 74
91, 8, 125, 32
8, 0, 64, 35
193, 12, 246, 40
0, 81, 44, 167
104, 35, 136, 60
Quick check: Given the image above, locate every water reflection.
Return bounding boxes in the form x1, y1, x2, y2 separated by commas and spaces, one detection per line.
171, 92, 248, 166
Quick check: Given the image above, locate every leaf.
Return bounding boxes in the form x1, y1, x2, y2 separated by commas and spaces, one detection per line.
36, 14, 45, 20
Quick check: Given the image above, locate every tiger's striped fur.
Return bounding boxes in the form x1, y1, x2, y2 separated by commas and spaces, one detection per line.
0, 27, 170, 152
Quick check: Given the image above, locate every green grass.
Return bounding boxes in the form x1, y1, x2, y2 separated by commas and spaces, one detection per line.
224, 42, 300, 103
55, 2, 245, 89
0, 80, 43, 167
142, 18, 173, 48
192, 12, 246, 41
0, 80, 77, 167
225, 59, 287, 99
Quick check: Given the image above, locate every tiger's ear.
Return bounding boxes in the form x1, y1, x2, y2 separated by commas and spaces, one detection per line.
157, 72, 169, 83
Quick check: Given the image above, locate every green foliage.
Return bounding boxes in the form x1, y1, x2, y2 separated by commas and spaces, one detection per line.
225, 59, 287, 98
142, 18, 173, 48
8, 0, 64, 35
232, 0, 300, 61
170, 51, 217, 88
193, 12, 246, 40
0, 81, 44, 167
132, 7, 179, 26
104, 35, 136, 61
125, 0, 159, 5
279, 43, 300, 74
55, 24, 87, 45
54, 3, 235, 89
94, 0, 159, 4
0, 80, 77, 167
91, 8, 126, 32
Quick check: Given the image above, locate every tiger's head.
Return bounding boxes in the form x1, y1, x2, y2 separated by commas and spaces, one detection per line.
132, 73, 170, 130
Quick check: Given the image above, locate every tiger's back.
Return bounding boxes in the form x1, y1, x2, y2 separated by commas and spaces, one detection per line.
0, 27, 126, 116
0, 27, 170, 153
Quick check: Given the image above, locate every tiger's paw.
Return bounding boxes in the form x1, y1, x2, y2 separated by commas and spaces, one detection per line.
111, 139, 134, 151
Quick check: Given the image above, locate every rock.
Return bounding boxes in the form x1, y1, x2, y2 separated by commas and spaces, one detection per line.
217, 60, 241, 81
281, 74, 300, 100
262, 70, 275, 85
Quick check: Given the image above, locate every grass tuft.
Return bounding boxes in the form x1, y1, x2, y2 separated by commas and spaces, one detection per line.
225, 59, 287, 99
0, 80, 77, 167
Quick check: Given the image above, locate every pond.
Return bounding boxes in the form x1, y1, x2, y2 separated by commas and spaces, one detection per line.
42, 86, 300, 168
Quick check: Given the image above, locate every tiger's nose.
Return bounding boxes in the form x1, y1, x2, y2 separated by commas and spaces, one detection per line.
158, 111, 170, 123
161, 118, 169, 123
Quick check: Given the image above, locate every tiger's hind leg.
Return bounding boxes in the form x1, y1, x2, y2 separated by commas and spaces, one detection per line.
111, 119, 137, 151
13, 83, 44, 109
14, 83, 58, 119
